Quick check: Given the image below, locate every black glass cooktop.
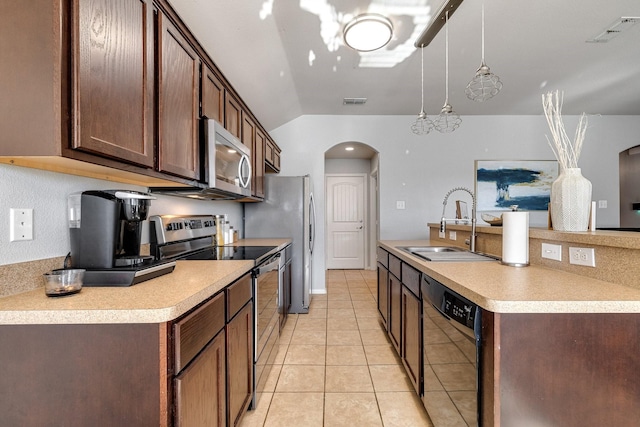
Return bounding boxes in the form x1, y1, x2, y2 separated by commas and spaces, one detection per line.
179, 245, 277, 262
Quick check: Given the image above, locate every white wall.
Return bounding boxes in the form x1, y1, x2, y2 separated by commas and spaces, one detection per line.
0, 164, 242, 265
2, 114, 638, 285
272, 114, 640, 293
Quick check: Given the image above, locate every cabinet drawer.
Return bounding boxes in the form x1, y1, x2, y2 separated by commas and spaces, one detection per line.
402, 263, 420, 297
389, 254, 401, 279
377, 247, 389, 268
227, 274, 252, 321
174, 291, 225, 373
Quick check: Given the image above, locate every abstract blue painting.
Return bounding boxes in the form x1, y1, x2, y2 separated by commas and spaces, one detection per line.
475, 160, 558, 211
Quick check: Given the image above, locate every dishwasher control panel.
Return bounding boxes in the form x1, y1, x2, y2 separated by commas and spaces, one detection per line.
443, 291, 476, 329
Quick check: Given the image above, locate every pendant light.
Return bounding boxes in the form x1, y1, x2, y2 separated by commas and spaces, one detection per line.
434, 11, 461, 133
465, 3, 502, 102
411, 45, 433, 135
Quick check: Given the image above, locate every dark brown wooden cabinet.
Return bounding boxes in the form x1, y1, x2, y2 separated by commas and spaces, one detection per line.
265, 137, 281, 173
225, 93, 243, 139
72, 0, 155, 168
0, 323, 168, 427
252, 125, 266, 199
377, 247, 390, 329
0, 272, 257, 427
377, 265, 389, 329
201, 65, 225, 123
388, 254, 402, 353
175, 331, 226, 426
226, 274, 254, 427
400, 263, 421, 395
173, 290, 226, 426
157, 11, 200, 180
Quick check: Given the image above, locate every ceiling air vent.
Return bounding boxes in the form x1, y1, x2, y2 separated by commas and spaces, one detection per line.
343, 97, 367, 105
587, 17, 639, 43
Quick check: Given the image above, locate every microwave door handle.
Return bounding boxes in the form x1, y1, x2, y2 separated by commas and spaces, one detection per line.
238, 154, 252, 189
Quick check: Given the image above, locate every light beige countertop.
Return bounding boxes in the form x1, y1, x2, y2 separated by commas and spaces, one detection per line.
0, 239, 291, 325
379, 240, 640, 314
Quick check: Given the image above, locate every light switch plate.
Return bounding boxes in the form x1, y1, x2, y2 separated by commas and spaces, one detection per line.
396, 201, 405, 210
449, 231, 457, 240
541, 243, 562, 261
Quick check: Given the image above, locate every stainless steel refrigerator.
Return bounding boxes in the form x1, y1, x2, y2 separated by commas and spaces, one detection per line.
244, 175, 315, 313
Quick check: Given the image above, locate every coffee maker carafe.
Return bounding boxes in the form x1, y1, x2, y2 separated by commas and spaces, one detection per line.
68, 190, 155, 269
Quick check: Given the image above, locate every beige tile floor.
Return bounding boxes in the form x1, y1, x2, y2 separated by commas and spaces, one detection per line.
240, 269, 433, 427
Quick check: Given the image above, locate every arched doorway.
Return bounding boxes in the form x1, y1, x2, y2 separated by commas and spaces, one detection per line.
324, 142, 380, 270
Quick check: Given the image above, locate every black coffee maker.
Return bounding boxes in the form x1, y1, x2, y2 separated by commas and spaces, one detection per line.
68, 190, 175, 286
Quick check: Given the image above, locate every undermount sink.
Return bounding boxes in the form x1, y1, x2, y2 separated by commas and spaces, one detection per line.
398, 246, 497, 262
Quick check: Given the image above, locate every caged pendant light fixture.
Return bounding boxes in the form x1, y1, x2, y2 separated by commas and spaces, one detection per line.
465, 3, 502, 102
411, 45, 433, 135
434, 11, 461, 133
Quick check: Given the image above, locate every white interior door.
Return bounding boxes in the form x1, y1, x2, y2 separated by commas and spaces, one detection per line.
326, 174, 365, 269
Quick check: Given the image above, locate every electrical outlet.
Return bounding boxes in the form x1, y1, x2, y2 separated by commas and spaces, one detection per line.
569, 247, 595, 267
438, 231, 445, 239
10, 208, 33, 241
598, 200, 607, 209
449, 231, 457, 240
541, 243, 562, 261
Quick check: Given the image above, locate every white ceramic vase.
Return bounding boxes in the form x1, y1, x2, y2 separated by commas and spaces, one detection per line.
550, 168, 592, 231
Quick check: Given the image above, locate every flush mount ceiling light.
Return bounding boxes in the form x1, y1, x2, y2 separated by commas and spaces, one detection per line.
343, 14, 393, 52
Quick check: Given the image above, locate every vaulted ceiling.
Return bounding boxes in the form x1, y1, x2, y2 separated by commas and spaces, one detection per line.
171, 0, 640, 131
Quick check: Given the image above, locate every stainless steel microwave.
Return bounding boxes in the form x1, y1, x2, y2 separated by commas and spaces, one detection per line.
150, 119, 252, 200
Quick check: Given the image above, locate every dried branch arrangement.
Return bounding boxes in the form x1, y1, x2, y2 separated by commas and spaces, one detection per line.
542, 90, 588, 170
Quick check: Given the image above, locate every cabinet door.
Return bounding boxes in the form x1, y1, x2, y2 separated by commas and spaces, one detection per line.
157, 12, 200, 180
201, 65, 224, 123
401, 285, 421, 394
174, 331, 226, 427
227, 301, 253, 427
253, 127, 266, 199
377, 264, 389, 330
225, 93, 242, 139
388, 273, 401, 353
73, 0, 154, 167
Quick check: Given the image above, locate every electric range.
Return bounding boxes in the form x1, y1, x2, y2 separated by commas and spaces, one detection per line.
149, 214, 277, 264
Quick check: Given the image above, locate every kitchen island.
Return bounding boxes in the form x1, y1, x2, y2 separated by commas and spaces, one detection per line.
379, 239, 640, 427
0, 239, 290, 427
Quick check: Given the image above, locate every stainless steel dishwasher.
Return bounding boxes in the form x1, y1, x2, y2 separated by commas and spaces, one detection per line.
421, 275, 482, 427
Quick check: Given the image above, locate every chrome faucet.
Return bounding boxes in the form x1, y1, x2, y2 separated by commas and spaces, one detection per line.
439, 187, 477, 252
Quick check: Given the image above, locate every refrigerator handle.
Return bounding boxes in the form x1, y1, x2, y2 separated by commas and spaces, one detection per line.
309, 192, 316, 255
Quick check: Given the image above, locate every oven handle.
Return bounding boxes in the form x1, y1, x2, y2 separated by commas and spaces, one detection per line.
254, 253, 281, 276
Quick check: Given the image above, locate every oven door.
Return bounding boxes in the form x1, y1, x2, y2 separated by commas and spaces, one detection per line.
251, 253, 281, 408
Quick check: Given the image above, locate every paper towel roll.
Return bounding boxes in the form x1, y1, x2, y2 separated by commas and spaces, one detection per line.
501, 211, 529, 267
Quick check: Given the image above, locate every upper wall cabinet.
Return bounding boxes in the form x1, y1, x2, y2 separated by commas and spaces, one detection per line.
73, 0, 155, 168
225, 93, 243, 140
0, 0, 280, 188
201, 65, 225, 124
157, 11, 200, 180
265, 137, 281, 173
